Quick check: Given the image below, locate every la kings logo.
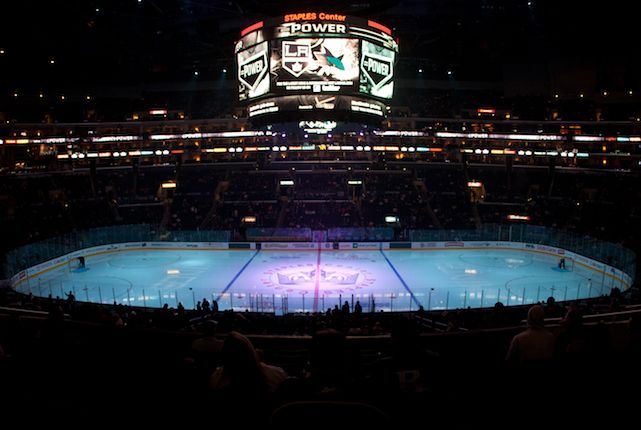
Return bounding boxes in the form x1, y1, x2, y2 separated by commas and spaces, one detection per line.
238, 51, 268, 91
282, 41, 312, 77
361, 52, 393, 90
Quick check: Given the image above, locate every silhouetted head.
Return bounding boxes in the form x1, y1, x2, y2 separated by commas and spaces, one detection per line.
202, 319, 218, 335
223, 331, 259, 371
220, 331, 266, 393
562, 306, 583, 328
527, 305, 546, 328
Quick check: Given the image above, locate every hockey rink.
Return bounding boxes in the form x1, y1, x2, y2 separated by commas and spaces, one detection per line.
15, 247, 623, 313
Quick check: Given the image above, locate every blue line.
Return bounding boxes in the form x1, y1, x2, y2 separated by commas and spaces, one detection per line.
379, 249, 422, 309
216, 249, 261, 300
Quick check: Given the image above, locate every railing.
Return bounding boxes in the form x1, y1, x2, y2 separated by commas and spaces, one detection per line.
16, 279, 616, 314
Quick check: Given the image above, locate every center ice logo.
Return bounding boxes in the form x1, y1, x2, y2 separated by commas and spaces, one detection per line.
277, 268, 359, 285
261, 263, 375, 293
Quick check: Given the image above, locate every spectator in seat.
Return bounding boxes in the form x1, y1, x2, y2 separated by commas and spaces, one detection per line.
210, 331, 287, 394
555, 304, 587, 357
505, 304, 555, 364
209, 331, 287, 424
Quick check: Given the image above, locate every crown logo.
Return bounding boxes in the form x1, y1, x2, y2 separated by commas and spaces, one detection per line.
276, 268, 359, 285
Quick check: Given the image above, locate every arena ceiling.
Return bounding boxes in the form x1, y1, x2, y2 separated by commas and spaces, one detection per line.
0, 0, 637, 119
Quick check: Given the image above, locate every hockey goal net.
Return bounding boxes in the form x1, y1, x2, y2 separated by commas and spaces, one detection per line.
558, 257, 574, 271
68, 257, 86, 272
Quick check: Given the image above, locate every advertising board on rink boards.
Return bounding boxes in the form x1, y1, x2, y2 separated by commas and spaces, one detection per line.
261, 242, 317, 250
337, 242, 386, 250
412, 241, 524, 249
260, 243, 386, 250
114, 242, 231, 250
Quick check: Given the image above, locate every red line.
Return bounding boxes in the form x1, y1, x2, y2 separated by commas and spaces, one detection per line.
241, 21, 263, 37
313, 244, 321, 312
368, 20, 392, 35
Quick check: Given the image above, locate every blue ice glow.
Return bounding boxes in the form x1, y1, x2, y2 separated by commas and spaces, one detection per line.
17, 248, 622, 313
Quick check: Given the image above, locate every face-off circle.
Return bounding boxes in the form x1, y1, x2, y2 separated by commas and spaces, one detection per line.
260, 262, 375, 294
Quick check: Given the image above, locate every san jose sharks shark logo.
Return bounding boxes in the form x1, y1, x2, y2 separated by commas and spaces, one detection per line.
313, 46, 345, 73
282, 41, 312, 77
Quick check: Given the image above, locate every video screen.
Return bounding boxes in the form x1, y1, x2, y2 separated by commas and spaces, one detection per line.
236, 15, 398, 119
237, 41, 270, 101
270, 38, 360, 95
359, 40, 395, 99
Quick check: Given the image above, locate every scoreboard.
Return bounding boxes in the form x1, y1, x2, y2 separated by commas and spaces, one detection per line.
235, 13, 398, 121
